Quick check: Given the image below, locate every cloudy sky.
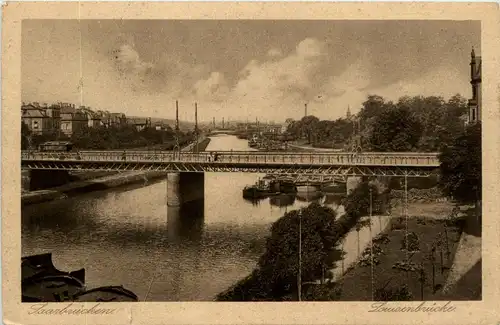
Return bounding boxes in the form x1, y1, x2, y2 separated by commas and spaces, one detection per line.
22, 20, 480, 122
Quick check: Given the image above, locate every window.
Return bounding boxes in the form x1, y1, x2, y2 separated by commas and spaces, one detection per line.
33, 121, 39, 129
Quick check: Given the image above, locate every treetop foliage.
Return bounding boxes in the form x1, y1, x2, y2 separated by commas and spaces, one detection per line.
21, 123, 193, 150
438, 122, 481, 205
286, 93, 468, 152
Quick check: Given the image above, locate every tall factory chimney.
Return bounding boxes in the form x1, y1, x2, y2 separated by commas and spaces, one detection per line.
194, 102, 198, 133
175, 100, 179, 132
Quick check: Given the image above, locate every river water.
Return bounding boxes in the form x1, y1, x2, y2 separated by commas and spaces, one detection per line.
21, 135, 344, 301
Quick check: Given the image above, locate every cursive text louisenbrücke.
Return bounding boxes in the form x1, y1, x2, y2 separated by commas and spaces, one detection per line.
369, 301, 456, 313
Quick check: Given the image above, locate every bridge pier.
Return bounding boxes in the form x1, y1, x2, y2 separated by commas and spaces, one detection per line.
166, 172, 205, 209
29, 170, 72, 191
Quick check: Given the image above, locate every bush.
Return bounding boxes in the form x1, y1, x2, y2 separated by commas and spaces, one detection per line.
303, 283, 342, 301
401, 232, 420, 252
391, 217, 405, 231
374, 285, 413, 301
392, 261, 419, 272
373, 233, 390, 245
342, 180, 384, 219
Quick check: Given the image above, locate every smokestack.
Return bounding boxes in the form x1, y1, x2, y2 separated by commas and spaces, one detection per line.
222, 117, 225, 129
175, 100, 179, 132
195, 102, 198, 132
304, 103, 308, 117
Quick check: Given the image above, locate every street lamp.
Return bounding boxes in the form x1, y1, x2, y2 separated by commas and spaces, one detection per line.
298, 209, 302, 301
369, 187, 374, 301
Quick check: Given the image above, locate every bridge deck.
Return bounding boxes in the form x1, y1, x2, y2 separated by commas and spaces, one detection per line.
22, 150, 440, 167
21, 151, 440, 177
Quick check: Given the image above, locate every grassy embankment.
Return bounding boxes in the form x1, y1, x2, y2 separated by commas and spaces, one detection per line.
216, 183, 479, 301
336, 186, 479, 301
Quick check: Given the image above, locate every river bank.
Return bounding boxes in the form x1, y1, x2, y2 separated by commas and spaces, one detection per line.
22, 171, 169, 206
21, 137, 212, 206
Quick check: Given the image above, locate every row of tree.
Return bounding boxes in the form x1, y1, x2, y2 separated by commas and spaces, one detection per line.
216, 181, 385, 301
216, 119, 481, 301
286, 94, 469, 152
21, 123, 195, 150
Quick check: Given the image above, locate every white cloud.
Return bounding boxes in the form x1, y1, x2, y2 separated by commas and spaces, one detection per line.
22, 33, 473, 123
115, 44, 153, 75
267, 48, 282, 57
194, 72, 229, 101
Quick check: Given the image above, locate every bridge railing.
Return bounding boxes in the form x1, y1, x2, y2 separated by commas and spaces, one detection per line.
21, 150, 440, 167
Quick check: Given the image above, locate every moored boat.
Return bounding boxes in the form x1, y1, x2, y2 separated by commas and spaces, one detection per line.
242, 185, 270, 199
21, 253, 139, 302
242, 178, 280, 199
296, 184, 319, 193
21, 253, 86, 302
73, 285, 139, 302
321, 181, 346, 194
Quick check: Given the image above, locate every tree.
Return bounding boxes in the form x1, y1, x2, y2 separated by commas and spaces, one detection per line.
216, 203, 343, 301
369, 107, 423, 152
358, 95, 392, 124
438, 122, 481, 207
257, 203, 341, 299
342, 180, 384, 219
21, 122, 32, 150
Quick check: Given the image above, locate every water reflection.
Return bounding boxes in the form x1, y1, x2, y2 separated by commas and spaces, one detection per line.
167, 200, 204, 243
269, 194, 296, 207
22, 135, 346, 301
296, 191, 324, 203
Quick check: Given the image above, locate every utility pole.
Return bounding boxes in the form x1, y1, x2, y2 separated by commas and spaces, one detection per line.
174, 100, 180, 156
404, 174, 409, 282
369, 187, 374, 301
194, 102, 199, 153
298, 209, 302, 301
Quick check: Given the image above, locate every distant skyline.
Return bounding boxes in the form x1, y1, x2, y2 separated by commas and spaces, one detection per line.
22, 20, 480, 123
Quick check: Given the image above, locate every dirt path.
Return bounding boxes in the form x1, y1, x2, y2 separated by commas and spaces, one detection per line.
330, 215, 392, 282
441, 213, 482, 295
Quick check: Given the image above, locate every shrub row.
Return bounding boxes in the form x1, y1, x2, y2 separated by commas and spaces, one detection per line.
390, 187, 445, 204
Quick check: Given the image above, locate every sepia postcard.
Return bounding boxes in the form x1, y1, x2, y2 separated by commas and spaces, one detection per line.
2, 1, 500, 325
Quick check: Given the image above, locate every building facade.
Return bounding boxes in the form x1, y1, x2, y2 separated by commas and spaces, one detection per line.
60, 111, 89, 136
21, 104, 52, 134
468, 47, 482, 124
128, 117, 152, 131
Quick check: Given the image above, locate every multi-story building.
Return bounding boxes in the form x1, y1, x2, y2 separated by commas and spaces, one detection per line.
79, 106, 102, 128
128, 117, 152, 131
45, 105, 61, 131
60, 110, 88, 136
110, 113, 127, 126
21, 103, 52, 134
468, 47, 482, 124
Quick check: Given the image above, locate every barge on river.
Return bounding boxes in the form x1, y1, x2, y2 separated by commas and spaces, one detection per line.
242, 175, 297, 199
